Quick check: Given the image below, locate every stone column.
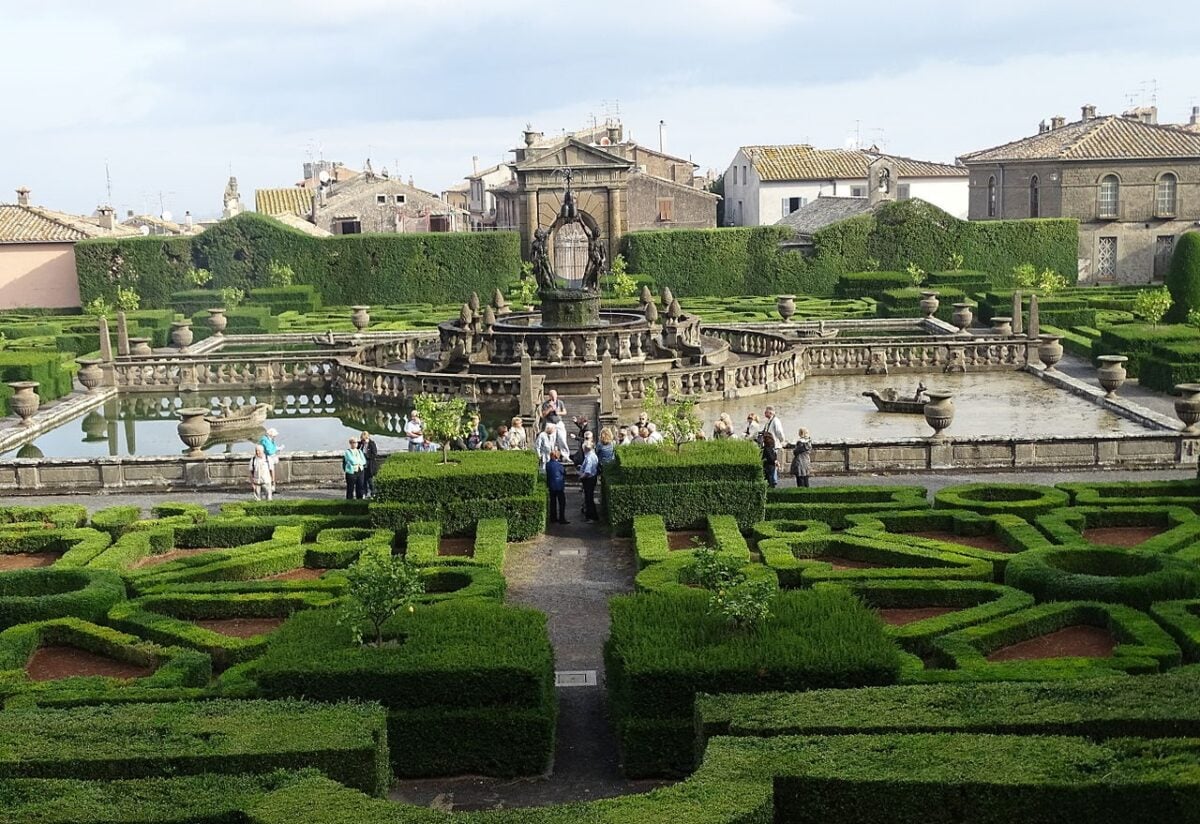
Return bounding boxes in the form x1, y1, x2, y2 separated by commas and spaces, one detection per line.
116, 312, 130, 356
520, 353, 537, 420
1027, 294, 1040, 338
97, 315, 116, 388
599, 353, 618, 424
1011, 291, 1024, 336
607, 187, 623, 251
524, 190, 539, 255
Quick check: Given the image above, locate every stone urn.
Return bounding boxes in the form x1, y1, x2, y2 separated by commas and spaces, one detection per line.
951, 302, 974, 335
1174, 384, 1200, 433
776, 295, 797, 322
176, 407, 212, 457
170, 320, 194, 350
6, 381, 40, 426
990, 316, 1013, 336
206, 308, 228, 335
81, 409, 108, 442
351, 305, 370, 332
1037, 334, 1064, 371
919, 290, 940, 319
75, 358, 103, 393
923, 391, 955, 439
1096, 355, 1128, 397
15, 443, 44, 460
129, 337, 153, 357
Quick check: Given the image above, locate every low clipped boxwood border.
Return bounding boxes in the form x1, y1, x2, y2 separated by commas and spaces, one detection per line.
0, 528, 112, 569
373, 450, 538, 504
1149, 599, 1200, 662
634, 552, 776, 595
370, 492, 545, 541
750, 519, 832, 543
931, 601, 1181, 678
0, 568, 125, 630
765, 485, 929, 528
1004, 546, 1200, 609
934, 483, 1069, 517
0, 505, 87, 529
1058, 479, 1200, 509
611, 440, 764, 485
402, 518, 506, 571
1036, 505, 1200, 556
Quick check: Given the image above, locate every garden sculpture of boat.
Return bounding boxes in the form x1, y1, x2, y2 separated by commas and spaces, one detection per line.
862, 383, 929, 414
204, 402, 271, 433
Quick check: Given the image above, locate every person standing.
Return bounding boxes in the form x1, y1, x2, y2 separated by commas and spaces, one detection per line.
259, 428, 281, 492
343, 437, 366, 500
404, 410, 424, 453
249, 445, 273, 501
534, 423, 558, 474
744, 412, 762, 443
358, 431, 380, 497
578, 442, 600, 522
763, 406, 785, 447
545, 448, 568, 525
761, 432, 779, 488
508, 416, 528, 449
789, 427, 813, 487
596, 427, 616, 466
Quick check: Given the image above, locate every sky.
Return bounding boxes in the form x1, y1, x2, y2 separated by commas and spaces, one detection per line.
5, 0, 1200, 219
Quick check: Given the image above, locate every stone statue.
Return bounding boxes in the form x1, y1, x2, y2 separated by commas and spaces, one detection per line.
581, 222, 607, 292
877, 167, 890, 193
912, 381, 927, 401
531, 228, 555, 290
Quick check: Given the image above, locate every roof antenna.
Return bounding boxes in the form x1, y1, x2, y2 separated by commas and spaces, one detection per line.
105, 161, 113, 204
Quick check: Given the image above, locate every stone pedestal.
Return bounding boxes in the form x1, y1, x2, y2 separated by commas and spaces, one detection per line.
538, 288, 601, 328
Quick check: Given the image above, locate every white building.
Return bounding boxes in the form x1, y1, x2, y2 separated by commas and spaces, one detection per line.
466, 162, 515, 229
722, 145, 968, 226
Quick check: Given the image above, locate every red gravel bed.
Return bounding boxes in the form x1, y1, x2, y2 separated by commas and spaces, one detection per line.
877, 607, 957, 626
986, 625, 1117, 662
0, 552, 60, 570
193, 617, 286, 638
132, 548, 220, 569
264, 567, 327, 581
667, 530, 710, 551
910, 531, 1012, 553
1082, 527, 1164, 548
26, 646, 155, 681
438, 537, 475, 557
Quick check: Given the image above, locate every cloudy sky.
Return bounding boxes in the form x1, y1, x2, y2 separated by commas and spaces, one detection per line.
6, 1, 1200, 218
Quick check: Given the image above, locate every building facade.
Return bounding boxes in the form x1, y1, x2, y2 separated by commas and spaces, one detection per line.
960, 105, 1200, 283
722, 145, 968, 227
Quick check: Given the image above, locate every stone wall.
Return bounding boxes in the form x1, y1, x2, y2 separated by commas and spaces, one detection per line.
625, 174, 717, 232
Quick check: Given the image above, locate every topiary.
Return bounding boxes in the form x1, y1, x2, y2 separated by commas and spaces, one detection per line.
1166, 231, 1200, 322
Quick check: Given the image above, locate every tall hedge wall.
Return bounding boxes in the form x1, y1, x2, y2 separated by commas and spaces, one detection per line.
75, 213, 522, 309
623, 199, 1078, 297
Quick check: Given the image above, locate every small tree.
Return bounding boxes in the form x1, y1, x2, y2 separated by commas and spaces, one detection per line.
219, 286, 245, 309
115, 286, 141, 312
186, 266, 213, 287
1134, 286, 1172, 327
1037, 268, 1068, 294
947, 251, 964, 271
641, 381, 702, 453
266, 259, 296, 288
1012, 263, 1038, 290
84, 297, 113, 318
339, 552, 425, 646
412, 393, 468, 464
609, 255, 637, 299
691, 546, 773, 632
905, 262, 926, 287
1166, 231, 1200, 323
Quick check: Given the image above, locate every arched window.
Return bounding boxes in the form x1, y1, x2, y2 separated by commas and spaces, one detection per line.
1029, 175, 1040, 218
1098, 175, 1120, 219
987, 176, 997, 217
1156, 173, 1178, 217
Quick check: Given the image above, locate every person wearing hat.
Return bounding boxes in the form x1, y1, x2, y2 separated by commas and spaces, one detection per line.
259, 427, 281, 493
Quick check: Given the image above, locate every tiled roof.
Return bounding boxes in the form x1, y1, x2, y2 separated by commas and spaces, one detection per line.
775, 196, 878, 238
255, 187, 312, 216
272, 212, 331, 237
0, 204, 140, 243
121, 214, 202, 236
741, 145, 967, 182
960, 115, 1200, 163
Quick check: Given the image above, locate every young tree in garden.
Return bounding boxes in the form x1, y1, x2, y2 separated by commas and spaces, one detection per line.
641, 381, 703, 453
413, 393, 468, 464
339, 552, 425, 646
1134, 286, 1172, 327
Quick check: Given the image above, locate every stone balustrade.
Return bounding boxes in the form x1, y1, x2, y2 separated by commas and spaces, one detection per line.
702, 326, 792, 356
803, 338, 1029, 375
113, 355, 340, 392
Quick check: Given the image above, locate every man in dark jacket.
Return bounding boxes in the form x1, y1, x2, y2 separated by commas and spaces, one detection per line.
545, 449, 568, 525
358, 431, 380, 497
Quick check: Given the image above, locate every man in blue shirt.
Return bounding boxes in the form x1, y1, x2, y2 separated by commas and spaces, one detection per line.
545, 449, 567, 525
578, 442, 600, 522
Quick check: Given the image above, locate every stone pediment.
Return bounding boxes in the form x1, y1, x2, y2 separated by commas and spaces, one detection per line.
516, 138, 633, 172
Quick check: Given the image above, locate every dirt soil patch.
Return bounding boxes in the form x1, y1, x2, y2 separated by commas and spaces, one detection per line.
438, 537, 475, 557
1082, 527, 1165, 548
877, 607, 957, 626
193, 617, 286, 638
26, 646, 155, 681
264, 567, 327, 581
987, 625, 1117, 662
910, 531, 1012, 553
0, 552, 61, 570
131, 548, 220, 569
667, 530, 710, 551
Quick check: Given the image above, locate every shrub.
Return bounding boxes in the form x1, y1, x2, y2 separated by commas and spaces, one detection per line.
0, 568, 125, 629
1004, 546, 1200, 609
373, 450, 538, 503
934, 483, 1069, 517
1166, 230, 1200, 322
1134, 286, 1172, 326
338, 553, 425, 646
764, 485, 929, 528
836, 271, 915, 298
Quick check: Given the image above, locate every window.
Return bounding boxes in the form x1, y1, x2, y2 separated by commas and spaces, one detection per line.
741, 165, 747, 185
1155, 235, 1176, 280
1098, 175, 1120, 219
781, 196, 806, 216
1097, 236, 1117, 279
897, 184, 911, 200
1156, 173, 1177, 217
376, 194, 387, 205
987, 175, 997, 217
1029, 175, 1040, 218
850, 185, 867, 198
395, 194, 407, 205
656, 197, 675, 222
335, 219, 362, 235
737, 200, 743, 225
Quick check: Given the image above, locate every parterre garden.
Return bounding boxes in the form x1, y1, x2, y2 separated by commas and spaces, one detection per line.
3, 441, 1200, 821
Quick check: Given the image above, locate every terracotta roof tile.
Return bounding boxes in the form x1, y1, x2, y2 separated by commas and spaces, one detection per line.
742, 145, 966, 182
960, 115, 1200, 163
0, 205, 140, 243
255, 187, 312, 216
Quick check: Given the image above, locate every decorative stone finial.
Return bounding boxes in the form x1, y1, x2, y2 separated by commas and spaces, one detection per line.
667, 299, 682, 320
459, 303, 473, 326
645, 301, 659, 324
482, 306, 496, 329
639, 285, 653, 306
661, 286, 674, 307
468, 292, 480, 312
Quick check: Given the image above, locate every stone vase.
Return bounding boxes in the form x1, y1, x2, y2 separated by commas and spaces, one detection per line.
1174, 383, 1200, 433
776, 295, 796, 322
75, 358, 102, 392
1037, 334, 1064, 371
1097, 355, 1128, 397
990, 316, 1013, 336
206, 308, 228, 335
176, 408, 212, 457
7, 381, 40, 426
170, 320, 193, 350
351, 305, 371, 332
951, 302, 974, 335
923, 391, 955, 439
919, 290, 940, 319
129, 337, 153, 357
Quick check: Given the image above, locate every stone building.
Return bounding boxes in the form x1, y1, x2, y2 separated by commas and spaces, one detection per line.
723, 144, 968, 226
959, 105, 1200, 283
491, 121, 718, 257
256, 162, 466, 235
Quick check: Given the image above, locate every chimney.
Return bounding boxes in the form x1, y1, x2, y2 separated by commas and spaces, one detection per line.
523, 126, 541, 147
471, 155, 479, 175
1142, 106, 1158, 124
1038, 120, 1049, 134
1050, 115, 1066, 130
607, 123, 622, 144
97, 206, 115, 230
184, 211, 193, 228
311, 193, 319, 224
126, 209, 134, 218
1081, 104, 1096, 121
658, 120, 666, 153
15, 187, 30, 206
1192, 106, 1200, 126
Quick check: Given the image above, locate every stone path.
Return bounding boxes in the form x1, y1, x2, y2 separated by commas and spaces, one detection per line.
1054, 352, 1179, 420
389, 485, 667, 810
